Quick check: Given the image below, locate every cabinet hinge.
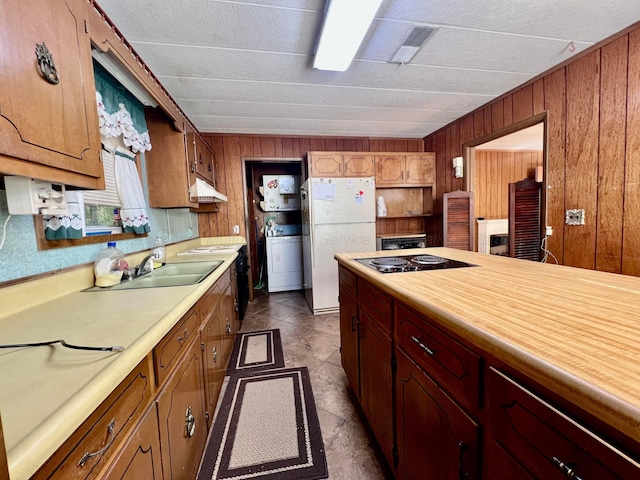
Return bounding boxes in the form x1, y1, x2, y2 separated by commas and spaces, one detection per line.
391, 355, 397, 374
392, 445, 399, 467
200, 341, 204, 352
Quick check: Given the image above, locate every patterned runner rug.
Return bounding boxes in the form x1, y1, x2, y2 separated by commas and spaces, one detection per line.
197, 367, 328, 480
226, 329, 285, 376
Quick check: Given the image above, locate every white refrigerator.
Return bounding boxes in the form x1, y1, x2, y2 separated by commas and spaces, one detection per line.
301, 177, 376, 314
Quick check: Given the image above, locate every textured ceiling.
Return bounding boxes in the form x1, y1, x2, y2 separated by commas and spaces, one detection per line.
96, 0, 640, 139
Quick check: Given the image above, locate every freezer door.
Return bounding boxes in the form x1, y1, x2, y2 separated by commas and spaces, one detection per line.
309, 177, 375, 225
308, 222, 376, 312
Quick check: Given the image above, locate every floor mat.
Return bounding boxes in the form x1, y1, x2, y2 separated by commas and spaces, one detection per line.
226, 329, 285, 376
197, 367, 328, 480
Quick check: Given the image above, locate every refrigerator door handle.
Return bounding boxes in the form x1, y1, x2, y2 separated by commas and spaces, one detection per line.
310, 226, 316, 267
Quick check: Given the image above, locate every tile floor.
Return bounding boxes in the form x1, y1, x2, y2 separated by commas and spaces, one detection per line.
239, 289, 393, 480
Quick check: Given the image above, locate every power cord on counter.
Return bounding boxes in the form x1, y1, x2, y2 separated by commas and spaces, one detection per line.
0, 339, 125, 352
540, 236, 558, 264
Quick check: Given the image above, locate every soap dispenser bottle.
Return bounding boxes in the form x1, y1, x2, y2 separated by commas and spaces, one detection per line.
152, 236, 166, 268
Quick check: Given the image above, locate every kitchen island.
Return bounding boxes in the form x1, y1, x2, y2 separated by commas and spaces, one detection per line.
0, 237, 245, 480
335, 247, 640, 479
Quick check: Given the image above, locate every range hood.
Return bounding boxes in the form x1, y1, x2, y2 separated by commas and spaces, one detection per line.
190, 178, 228, 203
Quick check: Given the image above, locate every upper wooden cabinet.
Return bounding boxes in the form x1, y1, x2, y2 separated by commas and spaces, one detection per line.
375, 153, 435, 187
195, 135, 215, 185
0, 0, 104, 189
308, 152, 374, 177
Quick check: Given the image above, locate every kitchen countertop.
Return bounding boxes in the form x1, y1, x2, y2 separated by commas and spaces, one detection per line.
0, 237, 245, 480
335, 247, 640, 446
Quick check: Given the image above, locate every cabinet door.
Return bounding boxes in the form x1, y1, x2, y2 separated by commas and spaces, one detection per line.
195, 135, 215, 184
339, 287, 359, 398
359, 311, 393, 467
343, 153, 374, 177
405, 153, 435, 185
156, 340, 207, 480
309, 152, 343, 177
0, 0, 102, 186
375, 155, 405, 186
230, 263, 241, 335
396, 349, 480, 480
220, 283, 235, 366
102, 406, 163, 480
200, 307, 224, 429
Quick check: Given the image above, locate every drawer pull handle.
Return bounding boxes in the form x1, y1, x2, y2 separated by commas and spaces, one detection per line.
78, 419, 116, 466
185, 406, 196, 438
458, 442, 469, 480
177, 329, 189, 344
552, 457, 583, 480
411, 335, 434, 356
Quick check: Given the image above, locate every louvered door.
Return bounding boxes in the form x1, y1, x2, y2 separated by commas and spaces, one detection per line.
509, 179, 542, 261
443, 191, 474, 250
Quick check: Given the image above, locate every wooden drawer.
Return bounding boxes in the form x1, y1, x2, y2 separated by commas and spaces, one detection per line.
488, 367, 640, 479
358, 279, 392, 336
200, 267, 230, 319
395, 303, 481, 413
154, 304, 200, 385
339, 267, 357, 301
33, 359, 153, 480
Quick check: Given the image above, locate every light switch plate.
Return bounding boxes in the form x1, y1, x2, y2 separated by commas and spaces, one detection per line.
565, 209, 585, 226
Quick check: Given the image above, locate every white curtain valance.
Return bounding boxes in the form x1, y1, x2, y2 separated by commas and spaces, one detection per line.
96, 92, 152, 153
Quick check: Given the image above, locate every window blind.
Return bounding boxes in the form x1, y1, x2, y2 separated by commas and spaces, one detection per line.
82, 149, 122, 207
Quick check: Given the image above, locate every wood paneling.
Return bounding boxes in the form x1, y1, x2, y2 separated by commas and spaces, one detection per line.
474, 150, 543, 220
427, 25, 640, 275
597, 36, 628, 273
564, 51, 600, 270
623, 30, 640, 276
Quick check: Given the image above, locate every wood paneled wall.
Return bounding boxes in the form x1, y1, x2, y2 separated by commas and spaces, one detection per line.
198, 134, 423, 237
474, 150, 543, 220
425, 26, 640, 275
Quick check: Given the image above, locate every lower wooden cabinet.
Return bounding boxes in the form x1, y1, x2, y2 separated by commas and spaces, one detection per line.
359, 310, 394, 467
156, 339, 208, 480
395, 349, 480, 480
339, 285, 359, 397
487, 367, 640, 480
200, 294, 226, 428
101, 405, 163, 480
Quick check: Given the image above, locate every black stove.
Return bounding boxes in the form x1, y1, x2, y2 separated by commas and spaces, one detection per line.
356, 254, 475, 273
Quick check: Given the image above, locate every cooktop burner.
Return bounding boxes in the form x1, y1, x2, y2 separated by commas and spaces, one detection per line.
357, 254, 475, 273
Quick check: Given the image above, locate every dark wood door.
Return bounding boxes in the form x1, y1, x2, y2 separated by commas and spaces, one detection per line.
395, 349, 480, 480
443, 191, 474, 250
359, 311, 393, 467
156, 340, 207, 480
103, 406, 163, 480
339, 288, 359, 397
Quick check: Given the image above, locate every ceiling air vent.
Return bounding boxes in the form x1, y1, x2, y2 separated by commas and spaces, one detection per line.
389, 25, 437, 64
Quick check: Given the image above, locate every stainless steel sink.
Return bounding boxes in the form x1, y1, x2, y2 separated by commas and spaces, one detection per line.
86, 261, 224, 291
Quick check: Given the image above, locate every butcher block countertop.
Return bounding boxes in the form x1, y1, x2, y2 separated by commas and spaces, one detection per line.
0, 237, 245, 480
335, 247, 640, 446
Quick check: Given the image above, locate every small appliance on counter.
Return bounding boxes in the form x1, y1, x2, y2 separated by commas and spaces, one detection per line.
376, 233, 427, 250
259, 174, 301, 211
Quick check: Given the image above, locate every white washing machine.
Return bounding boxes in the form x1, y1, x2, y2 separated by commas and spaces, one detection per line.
266, 235, 303, 293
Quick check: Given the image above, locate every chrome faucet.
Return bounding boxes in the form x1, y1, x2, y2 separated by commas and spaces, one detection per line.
134, 254, 155, 277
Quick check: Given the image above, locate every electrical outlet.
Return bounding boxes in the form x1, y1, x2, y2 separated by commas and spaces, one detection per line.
565, 209, 585, 226
233, 225, 240, 234
546, 226, 553, 236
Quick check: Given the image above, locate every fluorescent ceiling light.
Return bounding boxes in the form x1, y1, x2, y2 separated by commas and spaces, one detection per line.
313, 0, 384, 72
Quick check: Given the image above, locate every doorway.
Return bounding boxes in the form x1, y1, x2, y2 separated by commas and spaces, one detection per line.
463, 114, 547, 259
242, 158, 304, 291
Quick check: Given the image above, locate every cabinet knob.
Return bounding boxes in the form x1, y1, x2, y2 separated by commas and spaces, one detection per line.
78, 419, 116, 466
226, 321, 231, 334
212, 346, 218, 363
185, 406, 196, 438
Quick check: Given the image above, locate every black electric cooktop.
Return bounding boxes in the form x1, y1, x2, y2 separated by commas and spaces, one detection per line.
356, 254, 476, 273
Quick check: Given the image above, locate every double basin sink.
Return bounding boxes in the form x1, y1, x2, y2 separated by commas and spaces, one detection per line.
86, 261, 224, 291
